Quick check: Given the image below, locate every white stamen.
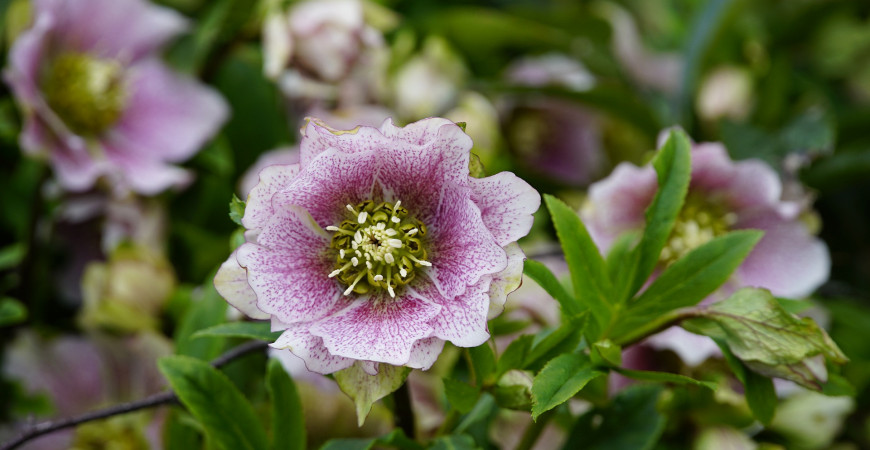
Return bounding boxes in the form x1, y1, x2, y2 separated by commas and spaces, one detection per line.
346, 204, 357, 214
373, 274, 383, 281
406, 228, 418, 236
394, 200, 402, 210
326, 225, 340, 231
357, 211, 368, 224
387, 284, 395, 298
400, 268, 407, 277
408, 255, 432, 267
385, 229, 397, 236
384, 253, 395, 264
376, 222, 386, 230
387, 239, 403, 248
343, 272, 366, 296
351, 257, 359, 266
339, 249, 345, 258
328, 262, 352, 278
351, 241, 359, 250
366, 261, 373, 269
391, 216, 401, 223
354, 231, 363, 243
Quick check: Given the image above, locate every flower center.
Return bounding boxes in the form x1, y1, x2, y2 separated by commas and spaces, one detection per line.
42, 53, 127, 137
327, 200, 431, 298
659, 194, 737, 266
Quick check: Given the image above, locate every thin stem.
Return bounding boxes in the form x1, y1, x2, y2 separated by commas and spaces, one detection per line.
612, 307, 702, 347
393, 381, 416, 440
1, 340, 268, 450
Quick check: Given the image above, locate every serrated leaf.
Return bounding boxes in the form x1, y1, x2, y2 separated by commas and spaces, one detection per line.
531, 353, 604, 419
334, 363, 410, 426
524, 314, 586, 372
266, 359, 305, 450
193, 322, 281, 342
610, 230, 762, 342
158, 355, 269, 450
0, 297, 27, 327
620, 129, 692, 301
229, 195, 246, 226
590, 340, 622, 367
612, 368, 716, 390
444, 378, 481, 414
544, 194, 612, 337
523, 260, 579, 316
683, 288, 848, 390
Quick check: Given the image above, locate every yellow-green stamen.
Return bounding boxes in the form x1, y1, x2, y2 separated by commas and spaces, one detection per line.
659, 194, 737, 266
327, 200, 431, 297
42, 53, 127, 137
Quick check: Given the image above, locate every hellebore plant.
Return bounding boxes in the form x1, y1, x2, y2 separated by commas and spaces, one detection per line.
5, 0, 228, 194
215, 117, 540, 420
581, 134, 830, 366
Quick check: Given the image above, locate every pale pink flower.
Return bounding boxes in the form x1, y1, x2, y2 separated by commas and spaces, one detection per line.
582, 137, 830, 365
215, 117, 539, 374
5, 0, 228, 195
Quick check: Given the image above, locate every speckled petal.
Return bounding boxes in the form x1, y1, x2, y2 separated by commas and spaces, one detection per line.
310, 293, 440, 366
271, 325, 355, 375
236, 205, 342, 324
411, 276, 491, 347
427, 186, 507, 299
299, 118, 393, 166
242, 164, 301, 230
214, 251, 269, 320
379, 117, 459, 146
735, 210, 830, 299
690, 143, 782, 211
487, 242, 526, 319
470, 172, 540, 246
406, 337, 445, 370
271, 149, 378, 227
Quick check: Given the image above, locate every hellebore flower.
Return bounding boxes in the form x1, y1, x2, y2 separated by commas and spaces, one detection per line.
216, 117, 539, 376
581, 138, 830, 365
5, 0, 228, 195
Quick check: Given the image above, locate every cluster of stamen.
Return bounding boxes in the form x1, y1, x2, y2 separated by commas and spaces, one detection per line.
42, 53, 127, 137
327, 200, 431, 298
659, 195, 737, 266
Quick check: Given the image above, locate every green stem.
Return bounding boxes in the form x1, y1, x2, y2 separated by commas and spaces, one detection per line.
612, 307, 701, 347
516, 410, 554, 450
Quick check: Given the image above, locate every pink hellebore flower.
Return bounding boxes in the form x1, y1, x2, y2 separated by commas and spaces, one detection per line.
582, 138, 830, 365
216, 117, 540, 374
5, 0, 228, 195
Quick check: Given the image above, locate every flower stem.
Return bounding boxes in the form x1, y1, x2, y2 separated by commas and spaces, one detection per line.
516, 410, 554, 450
0, 340, 268, 450
612, 307, 702, 347
393, 381, 416, 440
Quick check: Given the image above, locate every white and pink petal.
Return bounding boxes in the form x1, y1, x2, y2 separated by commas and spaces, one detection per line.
470, 172, 540, 247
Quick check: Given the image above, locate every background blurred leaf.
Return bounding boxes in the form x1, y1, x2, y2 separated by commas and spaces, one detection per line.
562, 384, 666, 450
0, 297, 26, 326
174, 277, 228, 360
193, 321, 280, 342
266, 358, 305, 450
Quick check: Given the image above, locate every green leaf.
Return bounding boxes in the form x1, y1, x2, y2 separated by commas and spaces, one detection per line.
620, 129, 692, 301
158, 355, 269, 450
496, 335, 533, 378
266, 359, 305, 450
229, 195, 246, 226
0, 243, 26, 271
334, 363, 410, 426
605, 231, 638, 286
319, 430, 422, 450
175, 277, 228, 360
430, 434, 478, 450
531, 353, 604, 419
744, 368, 777, 424
523, 260, 578, 316
610, 230, 762, 342
164, 410, 202, 450
467, 343, 497, 386
523, 315, 586, 372
454, 393, 497, 435
821, 373, 856, 397
590, 340, 622, 367
193, 322, 281, 342
611, 368, 717, 390
0, 297, 27, 327
444, 378, 481, 414
544, 194, 612, 336
683, 288, 848, 390
562, 385, 666, 450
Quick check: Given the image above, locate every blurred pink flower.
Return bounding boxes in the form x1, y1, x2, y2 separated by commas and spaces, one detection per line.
1, 331, 171, 449
582, 137, 830, 365
5, 0, 228, 195
215, 117, 539, 374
